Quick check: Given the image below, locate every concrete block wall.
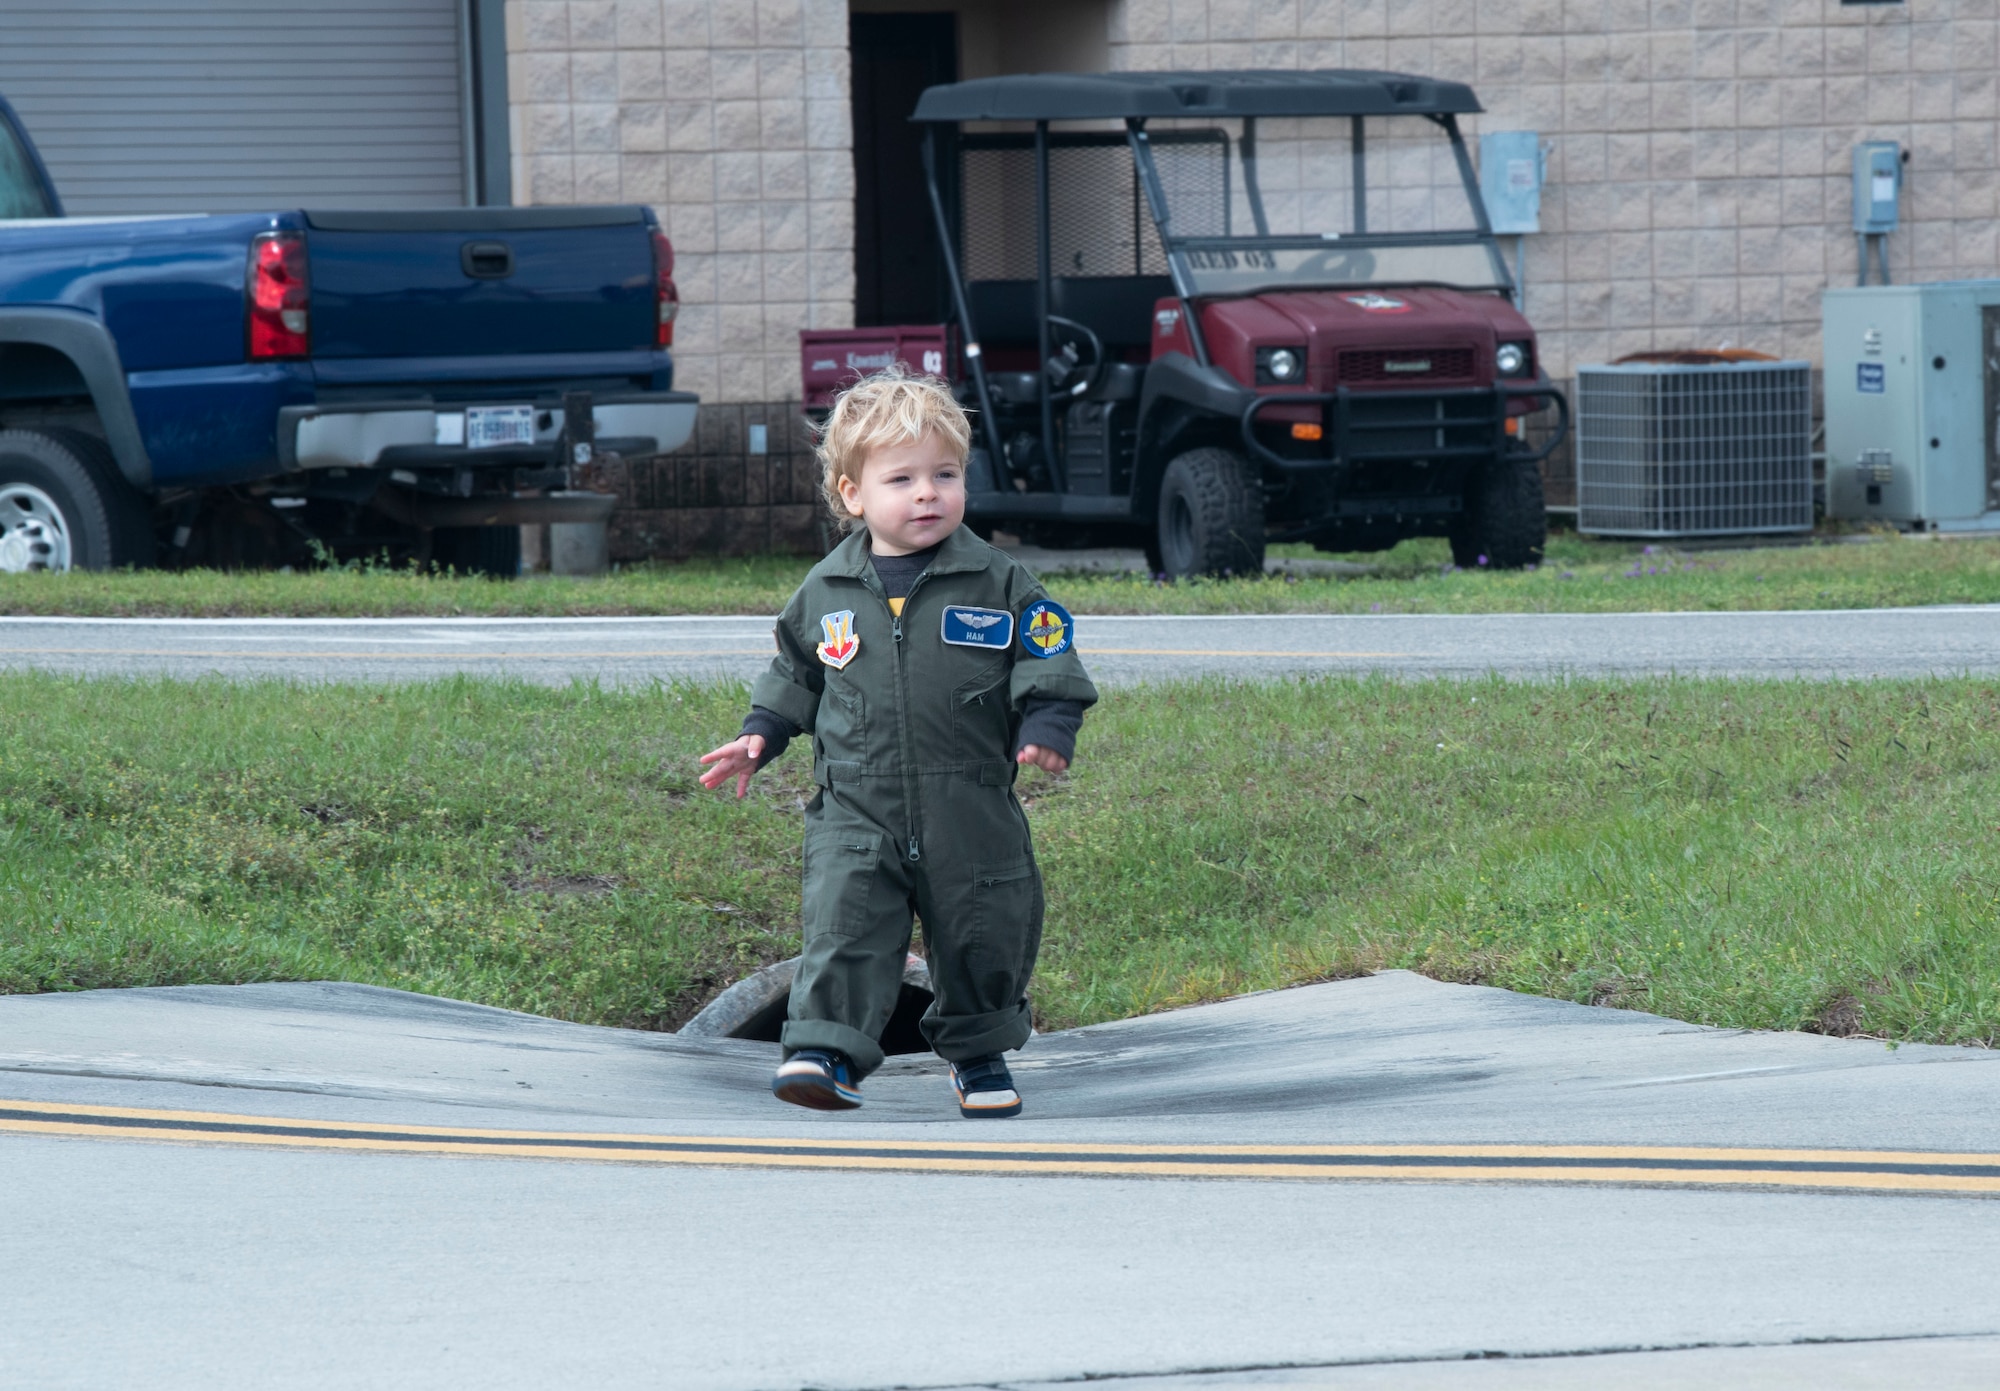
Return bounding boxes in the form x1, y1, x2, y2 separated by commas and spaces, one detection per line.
506, 0, 854, 556
607, 400, 825, 558
1107, 0, 2000, 378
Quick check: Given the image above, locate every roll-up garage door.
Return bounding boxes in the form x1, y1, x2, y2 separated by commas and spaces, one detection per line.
0, 0, 467, 214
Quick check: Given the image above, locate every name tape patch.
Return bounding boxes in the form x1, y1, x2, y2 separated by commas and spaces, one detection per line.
1019, 599, 1074, 659
942, 605, 1014, 649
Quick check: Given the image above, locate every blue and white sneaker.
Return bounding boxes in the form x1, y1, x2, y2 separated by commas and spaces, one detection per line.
772, 1048, 861, 1110
950, 1054, 1022, 1119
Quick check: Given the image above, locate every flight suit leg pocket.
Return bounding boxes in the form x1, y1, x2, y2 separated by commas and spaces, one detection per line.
966, 860, 1043, 1000
802, 821, 893, 939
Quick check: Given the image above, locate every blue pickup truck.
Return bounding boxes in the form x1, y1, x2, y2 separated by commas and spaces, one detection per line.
0, 95, 694, 575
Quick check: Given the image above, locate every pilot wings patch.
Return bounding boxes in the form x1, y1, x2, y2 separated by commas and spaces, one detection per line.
940, 605, 1015, 649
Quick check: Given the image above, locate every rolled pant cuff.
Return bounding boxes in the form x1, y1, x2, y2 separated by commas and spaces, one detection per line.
924, 1003, 1033, 1065
780, 1019, 887, 1079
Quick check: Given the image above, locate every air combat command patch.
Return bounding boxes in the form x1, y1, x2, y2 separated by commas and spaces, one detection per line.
941, 605, 1014, 649
816, 609, 859, 669
1019, 599, 1073, 658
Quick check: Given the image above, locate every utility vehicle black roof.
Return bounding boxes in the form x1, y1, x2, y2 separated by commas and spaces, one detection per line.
910, 70, 1481, 123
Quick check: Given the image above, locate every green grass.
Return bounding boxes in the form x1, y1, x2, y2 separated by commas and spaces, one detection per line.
5, 673, 1996, 1045
7, 531, 2000, 617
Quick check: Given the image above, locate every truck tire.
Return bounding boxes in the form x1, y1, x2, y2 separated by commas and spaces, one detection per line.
1449, 450, 1545, 570
1152, 446, 1264, 579
432, 524, 522, 579
0, 428, 153, 573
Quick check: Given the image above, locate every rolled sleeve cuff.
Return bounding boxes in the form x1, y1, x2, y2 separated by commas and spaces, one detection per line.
1013, 698, 1083, 764
741, 707, 800, 766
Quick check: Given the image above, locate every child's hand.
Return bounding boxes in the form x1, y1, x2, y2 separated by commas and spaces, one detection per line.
1016, 744, 1068, 776
699, 734, 767, 798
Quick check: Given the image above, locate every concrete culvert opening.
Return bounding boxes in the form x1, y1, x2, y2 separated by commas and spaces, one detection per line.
678, 954, 935, 1055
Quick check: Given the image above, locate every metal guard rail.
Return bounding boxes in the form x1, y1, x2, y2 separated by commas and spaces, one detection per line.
1239, 381, 1571, 473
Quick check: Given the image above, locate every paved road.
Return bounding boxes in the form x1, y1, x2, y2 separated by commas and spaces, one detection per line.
4, 972, 1998, 1388
4, 605, 1999, 685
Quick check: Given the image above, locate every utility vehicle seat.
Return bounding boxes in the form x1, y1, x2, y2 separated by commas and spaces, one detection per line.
986, 371, 1041, 405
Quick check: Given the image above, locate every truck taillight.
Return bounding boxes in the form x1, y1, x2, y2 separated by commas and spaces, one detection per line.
652, 228, 677, 347
247, 231, 309, 359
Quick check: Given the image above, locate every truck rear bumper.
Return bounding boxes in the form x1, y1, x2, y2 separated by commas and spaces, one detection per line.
278, 391, 697, 471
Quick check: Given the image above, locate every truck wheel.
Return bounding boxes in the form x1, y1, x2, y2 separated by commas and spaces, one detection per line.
432, 524, 521, 579
1449, 451, 1546, 570
0, 428, 153, 573
1153, 446, 1264, 579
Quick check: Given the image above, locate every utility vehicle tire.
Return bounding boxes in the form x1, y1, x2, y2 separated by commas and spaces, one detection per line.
0, 428, 152, 573
1449, 450, 1546, 571
1152, 446, 1264, 579
433, 524, 522, 579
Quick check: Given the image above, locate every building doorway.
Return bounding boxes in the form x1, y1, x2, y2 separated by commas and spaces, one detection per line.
850, 12, 958, 327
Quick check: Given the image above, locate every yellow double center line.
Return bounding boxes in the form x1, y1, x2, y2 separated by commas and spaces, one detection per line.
5, 1100, 1997, 1193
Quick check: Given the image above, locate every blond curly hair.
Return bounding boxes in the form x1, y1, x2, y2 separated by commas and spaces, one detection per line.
814, 364, 971, 530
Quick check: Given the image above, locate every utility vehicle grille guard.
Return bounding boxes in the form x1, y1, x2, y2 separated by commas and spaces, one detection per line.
1240, 383, 1570, 473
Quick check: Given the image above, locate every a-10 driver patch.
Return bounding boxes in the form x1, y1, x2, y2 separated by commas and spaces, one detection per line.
941, 605, 1014, 649
1019, 599, 1073, 658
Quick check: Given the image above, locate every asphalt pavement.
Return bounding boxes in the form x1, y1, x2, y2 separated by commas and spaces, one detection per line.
4, 971, 1998, 1388
4, 604, 1999, 685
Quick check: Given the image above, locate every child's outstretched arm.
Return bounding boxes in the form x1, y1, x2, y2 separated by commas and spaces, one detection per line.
700, 593, 822, 798
1008, 581, 1098, 777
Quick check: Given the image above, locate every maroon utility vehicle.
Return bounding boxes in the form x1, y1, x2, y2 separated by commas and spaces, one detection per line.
890, 69, 1567, 576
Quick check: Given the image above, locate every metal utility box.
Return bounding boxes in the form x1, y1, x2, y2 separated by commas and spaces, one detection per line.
1852, 142, 1901, 234
1823, 282, 2000, 529
1576, 360, 1814, 537
1479, 130, 1544, 235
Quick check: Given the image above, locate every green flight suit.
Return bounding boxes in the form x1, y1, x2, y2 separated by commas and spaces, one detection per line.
751, 524, 1098, 1078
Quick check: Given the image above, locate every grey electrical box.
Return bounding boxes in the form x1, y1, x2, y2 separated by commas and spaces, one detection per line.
1479, 130, 1543, 235
1823, 281, 2000, 530
1852, 142, 1901, 234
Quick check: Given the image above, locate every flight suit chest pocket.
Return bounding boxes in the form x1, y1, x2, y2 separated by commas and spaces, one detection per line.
952, 658, 1010, 747
824, 680, 864, 742
802, 822, 889, 939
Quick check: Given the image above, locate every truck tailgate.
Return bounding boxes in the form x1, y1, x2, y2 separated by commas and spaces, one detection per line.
304, 207, 655, 360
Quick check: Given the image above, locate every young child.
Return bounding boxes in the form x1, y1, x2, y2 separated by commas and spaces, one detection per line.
699, 367, 1096, 1118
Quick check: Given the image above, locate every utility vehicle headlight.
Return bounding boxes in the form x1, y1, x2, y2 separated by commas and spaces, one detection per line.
1258, 346, 1305, 384
1495, 341, 1529, 376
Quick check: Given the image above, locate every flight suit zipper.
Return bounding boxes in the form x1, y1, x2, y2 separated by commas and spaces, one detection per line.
863, 565, 932, 863
895, 568, 938, 861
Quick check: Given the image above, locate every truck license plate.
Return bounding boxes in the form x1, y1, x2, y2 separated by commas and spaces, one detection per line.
465, 405, 536, 449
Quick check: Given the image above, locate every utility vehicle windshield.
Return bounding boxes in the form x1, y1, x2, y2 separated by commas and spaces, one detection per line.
954, 115, 1508, 297
1144, 115, 1508, 295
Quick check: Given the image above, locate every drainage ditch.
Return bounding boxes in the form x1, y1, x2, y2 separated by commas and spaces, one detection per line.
677, 954, 935, 1055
